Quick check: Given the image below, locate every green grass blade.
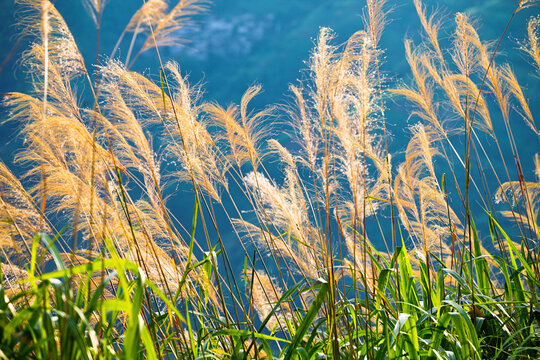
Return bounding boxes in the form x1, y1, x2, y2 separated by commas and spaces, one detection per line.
283, 279, 329, 360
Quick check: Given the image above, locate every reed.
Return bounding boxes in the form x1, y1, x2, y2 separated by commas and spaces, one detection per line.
0, 0, 539, 359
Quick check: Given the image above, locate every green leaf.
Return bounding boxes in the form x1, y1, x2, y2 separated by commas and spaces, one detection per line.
427, 312, 453, 359
283, 279, 329, 360
212, 329, 288, 343
471, 219, 490, 295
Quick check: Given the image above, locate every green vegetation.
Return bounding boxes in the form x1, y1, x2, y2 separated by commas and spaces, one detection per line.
1, 0, 539, 359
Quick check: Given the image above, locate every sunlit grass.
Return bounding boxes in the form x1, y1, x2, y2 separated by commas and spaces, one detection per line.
0, 0, 539, 359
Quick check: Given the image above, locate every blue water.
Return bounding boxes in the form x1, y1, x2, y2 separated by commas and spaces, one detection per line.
0, 0, 538, 276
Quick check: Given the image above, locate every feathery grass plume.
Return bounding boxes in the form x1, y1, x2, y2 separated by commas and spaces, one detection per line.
99, 59, 171, 122
296, 27, 390, 218
247, 269, 289, 332
450, 10, 539, 230
128, 198, 216, 305
5, 91, 113, 219
413, 0, 443, 61
132, 219, 215, 309
233, 219, 317, 282
450, 13, 501, 136
523, 16, 540, 72
1, 158, 46, 300
394, 124, 460, 260
267, 139, 296, 170
206, 85, 271, 170
283, 25, 393, 319
397, 10, 499, 138
113, 0, 168, 61
98, 80, 174, 248
81, 0, 108, 25
15, 128, 116, 242
98, 61, 223, 304
8, 24, 213, 308
107, 198, 218, 305
397, 6, 540, 254
519, 0, 539, 11
165, 62, 228, 201
391, 40, 443, 135
2, 0, 540, 357
452, 13, 480, 78
336, 32, 390, 217
309, 26, 339, 137
111, 0, 167, 59
405, 124, 441, 180
311, 26, 336, 98
394, 9, 522, 216
240, 171, 321, 279
126, 0, 168, 33
0, 162, 44, 258
15, 0, 86, 79
288, 84, 319, 170
9, 2, 88, 199
100, 59, 227, 201
99, 84, 162, 187
12, 0, 87, 219
8, 41, 180, 295
4, 91, 119, 250
501, 64, 539, 137
96, 180, 214, 304
364, 0, 388, 41
397, 37, 492, 138
456, 13, 511, 122
495, 154, 540, 238
447, 73, 494, 135
138, 0, 209, 55
19, 43, 83, 122
123, 226, 183, 291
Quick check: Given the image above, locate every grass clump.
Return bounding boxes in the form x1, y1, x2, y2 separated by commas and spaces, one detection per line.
0, 0, 539, 359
